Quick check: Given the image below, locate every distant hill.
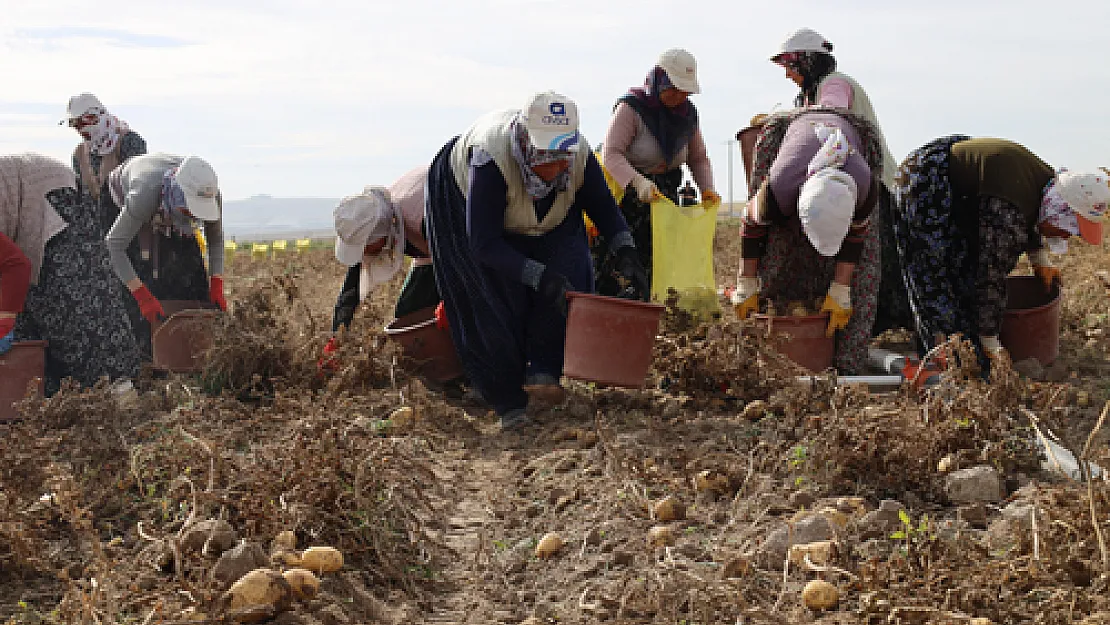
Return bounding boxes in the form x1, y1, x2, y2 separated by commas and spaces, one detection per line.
222, 195, 339, 240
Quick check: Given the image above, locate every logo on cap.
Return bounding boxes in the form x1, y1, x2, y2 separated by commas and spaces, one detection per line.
549, 102, 566, 116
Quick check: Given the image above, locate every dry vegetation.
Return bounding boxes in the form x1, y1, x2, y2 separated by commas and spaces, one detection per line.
1, 231, 1109, 625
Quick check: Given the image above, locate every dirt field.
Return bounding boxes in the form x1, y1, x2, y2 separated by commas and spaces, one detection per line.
2, 228, 1110, 625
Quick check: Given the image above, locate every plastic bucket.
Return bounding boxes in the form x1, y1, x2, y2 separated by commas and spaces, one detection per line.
383, 307, 464, 383
753, 314, 835, 373
152, 300, 221, 374
1000, 275, 1061, 365
0, 341, 46, 421
563, 292, 665, 388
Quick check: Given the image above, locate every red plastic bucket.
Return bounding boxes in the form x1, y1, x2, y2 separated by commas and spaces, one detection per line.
563, 292, 664, 388
152, 300, 221, 374
383, 307, 464, 383
0, 340, 46, 421
753, 314, 835, 373
1000, 275, 1061, 365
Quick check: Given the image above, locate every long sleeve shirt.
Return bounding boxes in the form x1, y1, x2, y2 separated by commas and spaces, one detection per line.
467, 151, 630, 283
105, 153, 224, 285
601, 103, 714, 193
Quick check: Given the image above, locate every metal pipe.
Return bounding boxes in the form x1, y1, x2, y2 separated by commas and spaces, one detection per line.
795, 375, 905, 388
868, 347, 910, 376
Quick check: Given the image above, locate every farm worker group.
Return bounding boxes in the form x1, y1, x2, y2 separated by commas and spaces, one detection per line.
1, 27, 1107, 413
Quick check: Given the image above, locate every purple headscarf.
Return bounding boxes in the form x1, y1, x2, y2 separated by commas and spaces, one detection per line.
617, 66, 699, 163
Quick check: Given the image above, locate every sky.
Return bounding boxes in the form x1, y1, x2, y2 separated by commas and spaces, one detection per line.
0, 0, 1107, 205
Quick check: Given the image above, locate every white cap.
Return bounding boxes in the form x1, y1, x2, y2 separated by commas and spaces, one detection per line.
773, 28, 833, 60
521, 91, 581, 152
798, 168, 857, 257
60, 92, 104, 124
175, 156, 221, 221
333, 187, 393, 266
657, 48, 700, 94
1056, 170, 1110, 221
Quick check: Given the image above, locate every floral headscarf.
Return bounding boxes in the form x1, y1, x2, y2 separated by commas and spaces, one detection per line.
774, 50, 837, 107
79, 106, 130, 157
617, 66, 699, 162
159, 168, 200, 237
1038, 180, 1080, 254
508, 114, 573, 200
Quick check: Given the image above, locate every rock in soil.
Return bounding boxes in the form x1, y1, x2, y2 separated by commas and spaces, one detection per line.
856, 499, 905, 540
212, 541, 271, 587
756, 514, 834, 568
945, 465, 1003, 504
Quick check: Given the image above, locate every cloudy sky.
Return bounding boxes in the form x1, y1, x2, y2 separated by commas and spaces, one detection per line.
0, 0, 1106, 204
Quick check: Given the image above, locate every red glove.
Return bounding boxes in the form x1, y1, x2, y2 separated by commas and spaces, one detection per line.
434, 301, 449, 331
209, 275, 227, 311
132, 285, 165, 324
317, 336, 340, 374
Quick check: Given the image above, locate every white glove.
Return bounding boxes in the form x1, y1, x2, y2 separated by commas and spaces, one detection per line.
827, 282, 852, 308
632, 176, 660, 203
1027, 248, 1054, 268
980, 335, 1004, 356
730, 276, 760, 305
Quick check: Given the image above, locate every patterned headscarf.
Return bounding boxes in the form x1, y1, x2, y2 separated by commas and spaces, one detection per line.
508, 114, 573, 200
80, 107, 130, 157
159, 168, 200, 237
775, 51, 837, 107
1039, 179, 1080, 254
617, 66, 699, 162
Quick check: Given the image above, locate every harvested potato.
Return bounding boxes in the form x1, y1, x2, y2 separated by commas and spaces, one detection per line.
693, 470, 730, 494
271, 530, 297, 554
299, 546, 344, 574
389, 406, 418, 429
535, 532, 564, 559
180, 519, 238, 557
1076, 391, 1091, 408
788, 301, 809, 317
652, 496, 686, 522
741, 400, 769, 421
801, 579, 839, 611
224, 568, 292, 622
646, 525, 676, 548
937, 454, 955, 473
788, 540, 838, 567
282, 568, 320, 602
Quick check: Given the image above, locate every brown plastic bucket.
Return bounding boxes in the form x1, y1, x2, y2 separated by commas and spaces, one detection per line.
0, 341, 46, 421
563, 292, 665, 388
753, 314, 835, 373
1000, 275, 1061, 365
383, 306, 464, 383
152, 300, 221, 374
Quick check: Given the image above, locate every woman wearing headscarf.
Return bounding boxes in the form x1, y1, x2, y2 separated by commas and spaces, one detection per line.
892, 136, 1108, 364
0, 154, 141, 394
770, 28, 909, 332
61, 93, 148, 237
105, 154, 226, 359
597, 48, 719, 295
425, 91, 648, 429
732, 108, 885, 374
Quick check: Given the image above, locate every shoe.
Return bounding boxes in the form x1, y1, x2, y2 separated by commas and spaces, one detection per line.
499, 408, 531, 431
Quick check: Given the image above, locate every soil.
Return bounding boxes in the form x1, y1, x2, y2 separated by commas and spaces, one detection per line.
2, 232, 1110, 625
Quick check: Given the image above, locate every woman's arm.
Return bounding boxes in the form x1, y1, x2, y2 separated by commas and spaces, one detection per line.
578, 152, 632, 247
466, 159, 533, 284
686, 127, 715, 193
105, 189, 155, 289
599, 103, 644, 190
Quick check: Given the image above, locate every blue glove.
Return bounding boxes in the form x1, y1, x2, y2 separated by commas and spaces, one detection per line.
0, 329, 14, 355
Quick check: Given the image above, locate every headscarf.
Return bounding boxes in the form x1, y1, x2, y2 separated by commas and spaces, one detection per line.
81, 107, 130, 157
357, 186, 405, 300
508, 114, 573, 200
775, 51, 837, 107
1038, 180, 1080, 254
617, 66, 699, 163
159, 168, 201, 237
798, 124, 857, 256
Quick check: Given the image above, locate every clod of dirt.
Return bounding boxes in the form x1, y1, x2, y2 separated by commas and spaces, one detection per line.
801, 579, 839, 611
223, 568, 293, 623
1076, 390, 1091, 408
535, 533, 564, 559
299, 546, 344, 574
741, 400, 770, 421
788, 540, 838, 567
857, 500, 905, 540
283, 568, 321, 601
647, 525, 676, 548
721, 555, 752, 578
212, 541, 271, 587
756, 515, 834, 567
945, 465, 1003, 504
1012, 358, 1045, 381
652, 495, 686, 522
388, 406, 419, 431
693, 470, 730, 495
181, 519, 239, 557
816, 507, 848, 530
789, 490, 816, 509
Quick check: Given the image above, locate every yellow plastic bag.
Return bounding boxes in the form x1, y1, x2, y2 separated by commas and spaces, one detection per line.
651, 197, 721, 319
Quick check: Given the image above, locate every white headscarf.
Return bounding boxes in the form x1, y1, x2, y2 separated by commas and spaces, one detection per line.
798, 124, 858, 256
82, 107, 130, 157
357, 186, 405, 300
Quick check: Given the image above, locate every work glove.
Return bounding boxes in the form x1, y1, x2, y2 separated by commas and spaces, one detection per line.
820, 282, 852, 338
536, 268, 572, 318
632, 176, 662, 204
730, 276, 760, 319
980, 335, 1006, 360
434, 301, 450, 331
0, 318, 14, 355
701, 190, 722, 206
208, 275, 227, 311
1028, 249, 1061, 292
131, 285, 165, 324
612, 245, 650, 301
317, 336, 340, 374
